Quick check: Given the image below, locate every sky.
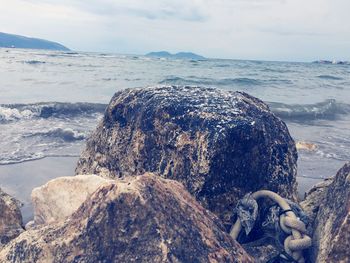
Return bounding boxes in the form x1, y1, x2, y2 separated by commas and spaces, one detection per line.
0, 0, 349, 61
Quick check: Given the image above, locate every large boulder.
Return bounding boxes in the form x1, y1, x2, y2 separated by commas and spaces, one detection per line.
76, 86, 298, 228
302, 162, 350, 262
0, 188, 23, 248
30, 174, 112, 225
0, 174, 253, 263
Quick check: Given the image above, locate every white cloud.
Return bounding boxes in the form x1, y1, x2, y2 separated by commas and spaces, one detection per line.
0, 0, 349, 61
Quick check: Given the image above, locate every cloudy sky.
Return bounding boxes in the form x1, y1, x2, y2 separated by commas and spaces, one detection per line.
0, 0, 349, 61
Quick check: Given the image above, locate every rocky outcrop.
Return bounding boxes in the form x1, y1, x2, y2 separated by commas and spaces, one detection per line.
0, 174, 252, 263
76, 86, 298, 229
30, 174, 112, 226
302, 162, 350, 262
0, 188, 23, 248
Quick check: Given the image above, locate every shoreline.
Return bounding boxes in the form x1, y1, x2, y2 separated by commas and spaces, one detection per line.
0, 156, 77, 223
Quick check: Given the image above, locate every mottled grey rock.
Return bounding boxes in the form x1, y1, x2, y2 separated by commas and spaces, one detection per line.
0, 188, 23, 248
0, 174, 253, 263
302, 162, 350, 262
76, 86, 298, 229
300, 178, 333, 227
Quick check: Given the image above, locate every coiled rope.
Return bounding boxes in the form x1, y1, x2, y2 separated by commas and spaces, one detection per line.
230, 190, 312, 263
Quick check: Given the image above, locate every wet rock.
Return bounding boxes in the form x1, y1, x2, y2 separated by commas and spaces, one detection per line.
31, 174, 112, 225
300, 178, 333, 225
76, 86, 298, 228
302, 162, 350, 262
0, 174, 253, 263
0, 188, 23, 248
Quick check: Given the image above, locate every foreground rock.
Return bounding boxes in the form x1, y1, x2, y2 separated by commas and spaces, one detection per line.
0, 174, 252, 262
76, 86, 298, 228
302, 162, 350, 262
0, 188, 23, 248
31, 174, 112, 226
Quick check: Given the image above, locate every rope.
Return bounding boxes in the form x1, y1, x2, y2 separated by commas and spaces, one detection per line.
230, 190, 312, 263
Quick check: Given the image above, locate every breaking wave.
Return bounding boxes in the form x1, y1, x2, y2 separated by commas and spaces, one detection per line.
159, 76, 262, 86
158, 76, 294, 86
27, 128, 86, 142
0, 102, 107, 123
269, 99, 350, 121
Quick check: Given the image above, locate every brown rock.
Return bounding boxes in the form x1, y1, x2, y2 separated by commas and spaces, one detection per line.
76, 86, 298, 229
296, 141, 318, 152
0, 174, 253, 263
300, 178, 333, 225
0, 188, 23, 248
302, 162, 350, 262
30, 174, 112, 225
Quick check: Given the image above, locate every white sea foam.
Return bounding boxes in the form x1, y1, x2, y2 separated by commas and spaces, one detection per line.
0, 106, 38, 122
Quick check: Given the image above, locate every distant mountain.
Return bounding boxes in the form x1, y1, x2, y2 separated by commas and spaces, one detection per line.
0, 32, 69, 51
146, 51, 205, 60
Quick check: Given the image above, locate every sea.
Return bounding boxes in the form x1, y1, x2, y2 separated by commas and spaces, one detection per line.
1, 48, 349, 222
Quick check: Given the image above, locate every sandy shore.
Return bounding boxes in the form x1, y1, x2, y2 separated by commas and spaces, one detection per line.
0, 157, 77, 223
0, 156, 323, 223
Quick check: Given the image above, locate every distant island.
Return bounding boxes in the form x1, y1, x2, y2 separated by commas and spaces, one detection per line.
0, 32, 69, 51
146, 51, 205, 60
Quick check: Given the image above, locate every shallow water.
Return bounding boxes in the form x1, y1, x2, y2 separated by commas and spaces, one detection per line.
0, 48, 349, 220
0, 157, 77, 223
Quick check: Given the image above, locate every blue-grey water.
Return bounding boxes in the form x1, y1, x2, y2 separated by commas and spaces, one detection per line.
1, 48, 349, 212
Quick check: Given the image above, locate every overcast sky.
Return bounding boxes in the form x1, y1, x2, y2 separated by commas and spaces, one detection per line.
0, 0, 349, 61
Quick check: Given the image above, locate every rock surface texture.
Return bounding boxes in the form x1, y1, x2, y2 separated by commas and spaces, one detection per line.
302, 162, 350, 263
76, 86, 298, 228
0, 188, 23, 248
31, 174, 112, 225
0, 174, 252, 263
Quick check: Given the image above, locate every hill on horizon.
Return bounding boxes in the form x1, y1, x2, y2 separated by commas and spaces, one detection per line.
146, 51, 205, 60
0, 32, 69, 51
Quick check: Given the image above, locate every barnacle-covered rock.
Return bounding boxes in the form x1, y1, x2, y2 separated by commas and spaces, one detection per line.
76, 86, 298, 228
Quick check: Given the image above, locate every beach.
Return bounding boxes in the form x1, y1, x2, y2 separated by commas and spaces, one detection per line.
0, 157, 77, 222
0, 48, 349, 223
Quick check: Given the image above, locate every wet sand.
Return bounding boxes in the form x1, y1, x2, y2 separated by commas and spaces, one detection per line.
0, 157, 77, 223
0, 155, 325, 223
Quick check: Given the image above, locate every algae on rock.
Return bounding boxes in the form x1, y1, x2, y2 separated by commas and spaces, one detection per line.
76, 86, 298, 229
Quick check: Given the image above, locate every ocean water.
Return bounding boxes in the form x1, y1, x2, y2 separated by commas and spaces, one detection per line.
1, 48, 349, 207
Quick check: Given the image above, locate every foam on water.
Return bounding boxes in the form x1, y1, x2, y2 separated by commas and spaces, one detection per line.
27, 127, 87, 142
0, 102, 105, 165
0, 48, 349, 181
0, 102, 106, 122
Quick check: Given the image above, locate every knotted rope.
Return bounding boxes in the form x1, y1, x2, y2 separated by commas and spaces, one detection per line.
230, 190, 312, 263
